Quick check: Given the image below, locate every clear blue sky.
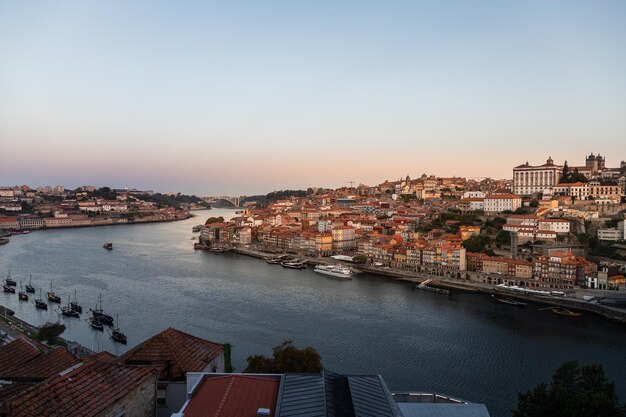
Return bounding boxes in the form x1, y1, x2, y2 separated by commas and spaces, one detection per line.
1, 1, 625, 195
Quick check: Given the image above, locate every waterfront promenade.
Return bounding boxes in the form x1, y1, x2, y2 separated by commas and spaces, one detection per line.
233, 246, 626, 324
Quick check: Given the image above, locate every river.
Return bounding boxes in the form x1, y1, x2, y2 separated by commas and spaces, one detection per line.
1, 209, 625, 417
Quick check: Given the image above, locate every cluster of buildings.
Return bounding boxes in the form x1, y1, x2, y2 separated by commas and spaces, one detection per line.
513, 154, 626, 202
0, 185, 191, 231
0, 327, 490, 417
197, 153, 625, 291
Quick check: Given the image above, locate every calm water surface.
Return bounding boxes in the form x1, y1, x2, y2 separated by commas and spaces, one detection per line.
1, 209, 625, 417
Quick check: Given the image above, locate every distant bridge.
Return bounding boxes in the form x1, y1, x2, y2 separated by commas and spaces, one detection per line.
202, 196, 241, 207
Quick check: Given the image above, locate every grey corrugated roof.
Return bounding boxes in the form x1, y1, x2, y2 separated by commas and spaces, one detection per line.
277, 374, 326, 417
397, 403, 491, 417
348, 376, 402, 417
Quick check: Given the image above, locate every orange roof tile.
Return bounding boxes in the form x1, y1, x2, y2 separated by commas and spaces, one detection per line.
184, 374, 279, 417
2, 347, 78, 380
121, 327, 223, 381
0, 339, 41, 375
8, 356, 158, 417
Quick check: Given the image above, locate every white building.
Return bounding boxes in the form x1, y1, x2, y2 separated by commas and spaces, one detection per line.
538, 219, 571, 234
462, 191, 486, 199
513, 157, 562, 196
484, 194, 522, 214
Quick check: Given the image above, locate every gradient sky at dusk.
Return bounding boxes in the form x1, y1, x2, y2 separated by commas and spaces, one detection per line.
1, 1, 625, 195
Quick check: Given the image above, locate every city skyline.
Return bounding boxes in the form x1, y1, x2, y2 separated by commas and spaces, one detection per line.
1, 1, 625, 195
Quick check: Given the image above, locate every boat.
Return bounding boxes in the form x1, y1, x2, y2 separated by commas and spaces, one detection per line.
549, 307, 582, 317
103, 242, 113, 250
5, 270, 16, 286
264, 255, 289, 264
491, 294, 527, 307
25, 275, 35, 293
0, 237, 8, 246
88, 317, 103, 331
70, 290, 82, 313
193, 243, 210, 250
90, 293, 114, 326
281, 259, 308, 269
313, 264, 353, 279
110, 314, 127, 344
3, 285, 15, 293
209, 245, 232, 253
61, 294, 80, 318
47, 283, 61, 303
192, 225, 203, 232
18, 282, 28, 301
34, 289, 48, 310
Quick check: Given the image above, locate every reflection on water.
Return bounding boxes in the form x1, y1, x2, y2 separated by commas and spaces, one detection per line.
1, 209, 625, 417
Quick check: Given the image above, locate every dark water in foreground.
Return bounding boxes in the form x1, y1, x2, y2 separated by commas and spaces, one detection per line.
1, 209, 625, 417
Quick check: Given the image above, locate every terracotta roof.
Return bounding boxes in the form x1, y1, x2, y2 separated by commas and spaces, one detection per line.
0, 339, 41, 375
7, 357, 159, 417
3, 348, 79, 380
120, 327, 223, 380
183, 375, 280, 417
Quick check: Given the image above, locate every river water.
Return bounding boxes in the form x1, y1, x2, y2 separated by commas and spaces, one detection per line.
0, 209, 625, 417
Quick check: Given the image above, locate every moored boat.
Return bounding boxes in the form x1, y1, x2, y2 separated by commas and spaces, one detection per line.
550, 307, 582, 317
110, 314, 127, 344
61, 294, 80, 318
491, 294, 527, 307
88, 317, 104, 331
313, 264, 353, 279
47, 283, 61, 303
34, 289, 48, 310
281, 259, 308, 269
18, 282, 28, 301
0, 238, 8, 246
5, 270, 16, 286
3, 285, 15, 293
265, 255, 288, 264
90, 293, 114, 325
70, 290, 82, 313
25, 275, 35, 293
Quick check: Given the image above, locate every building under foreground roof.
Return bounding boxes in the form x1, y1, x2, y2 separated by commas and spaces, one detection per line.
172, 371, 491, 417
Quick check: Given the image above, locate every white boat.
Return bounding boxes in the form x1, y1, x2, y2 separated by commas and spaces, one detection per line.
313, 265, 353, 279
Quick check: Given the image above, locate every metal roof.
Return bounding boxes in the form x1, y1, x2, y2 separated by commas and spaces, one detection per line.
277, 374, 326, 417
276, 373, 402, 417
397, 403, 491, 417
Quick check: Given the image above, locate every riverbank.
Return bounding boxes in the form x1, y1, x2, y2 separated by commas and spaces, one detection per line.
232, 247, 626, 324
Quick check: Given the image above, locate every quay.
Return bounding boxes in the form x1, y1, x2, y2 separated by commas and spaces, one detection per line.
231, 247, 626, 324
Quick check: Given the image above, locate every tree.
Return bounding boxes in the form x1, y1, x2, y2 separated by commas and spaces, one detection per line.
514, 361, 626, 417
461, 235, 492, 253
205, 216, 224, 225
529, 199, 539, 208
38, 322, 66, 345
495, 230, 511, 248
560, 161, 570, 183
244, 340, 323, 373
352, 254, 368, 264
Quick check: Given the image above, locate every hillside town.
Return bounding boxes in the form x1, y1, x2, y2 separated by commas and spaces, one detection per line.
196, 153, 626, 293
0, 186, 203, 236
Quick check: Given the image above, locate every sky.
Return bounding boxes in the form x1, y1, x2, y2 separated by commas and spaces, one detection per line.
1, 1, 625, 196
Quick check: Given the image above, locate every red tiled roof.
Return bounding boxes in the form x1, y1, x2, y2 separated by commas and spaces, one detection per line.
8, 357, 159, 417
184, 375, 280, 417
121, 327, 223, 380
0, 339, 41, 375
3, 348, 79, 379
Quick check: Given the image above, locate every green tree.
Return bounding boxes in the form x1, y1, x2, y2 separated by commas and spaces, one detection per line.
514, 361, 626, 417
37, 322, 66, 345
529, 199, 539, 208
462, 235, 492, 253
205, 216, 225, 225
352, 254, 368, 264
560, 161, 570, 183
244, 340, 323, 373
495, 230, 511, 248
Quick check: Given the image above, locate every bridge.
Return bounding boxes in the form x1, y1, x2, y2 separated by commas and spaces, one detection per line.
202, 196, 241, 207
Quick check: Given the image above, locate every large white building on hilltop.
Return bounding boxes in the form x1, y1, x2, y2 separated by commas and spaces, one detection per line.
513, 157, 562, 196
